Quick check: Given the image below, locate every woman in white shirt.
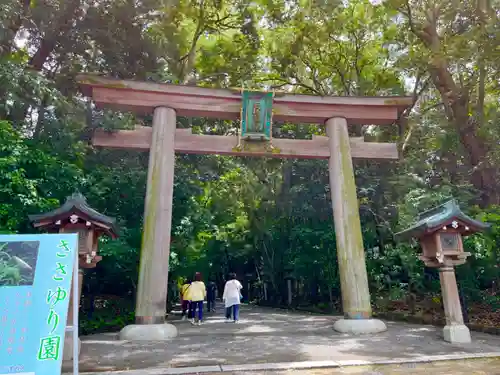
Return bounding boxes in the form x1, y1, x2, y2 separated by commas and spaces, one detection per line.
222, 273, 243, 323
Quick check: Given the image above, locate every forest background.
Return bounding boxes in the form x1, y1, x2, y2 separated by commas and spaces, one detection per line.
0, 0, 499, 334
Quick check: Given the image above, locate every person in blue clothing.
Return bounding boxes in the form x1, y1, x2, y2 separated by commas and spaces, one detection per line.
188, 272, 206, 325
206, 279, 217, 312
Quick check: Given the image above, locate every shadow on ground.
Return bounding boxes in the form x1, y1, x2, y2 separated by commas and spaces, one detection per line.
65, 305, 500, 372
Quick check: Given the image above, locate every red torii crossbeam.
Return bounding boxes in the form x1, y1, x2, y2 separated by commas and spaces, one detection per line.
93, 127, 399, 159
78, 75, 411, 125
79, 75, 411, 159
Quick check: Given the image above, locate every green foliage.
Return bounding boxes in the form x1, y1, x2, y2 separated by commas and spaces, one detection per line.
79, 297, 135, 335
459, 205, 500, 301
0, 120, 82, 232
0, 244, 24, 285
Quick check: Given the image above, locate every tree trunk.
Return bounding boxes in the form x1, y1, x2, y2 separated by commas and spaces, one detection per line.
7, 0, 83, 125
414, 20, 499, 206
28, 0, 83, 70
329, 286, 334, 311
29, 39, 58, 71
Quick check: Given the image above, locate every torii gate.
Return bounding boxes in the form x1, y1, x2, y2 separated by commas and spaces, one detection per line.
78, 75, 412, 339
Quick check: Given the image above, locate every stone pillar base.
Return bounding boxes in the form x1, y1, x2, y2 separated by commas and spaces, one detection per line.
443, 324, 471, 344
62, 332, 81, 361
119, 323, 178, 340
333, 318, 387, 334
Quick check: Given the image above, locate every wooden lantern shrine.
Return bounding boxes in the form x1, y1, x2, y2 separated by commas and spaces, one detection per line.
396, 199, 489, 344
29, 193, 118, 360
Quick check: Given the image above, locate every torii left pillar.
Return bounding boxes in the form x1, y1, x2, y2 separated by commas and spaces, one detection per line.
120, 106, 178, 340
327, 117, 386, 334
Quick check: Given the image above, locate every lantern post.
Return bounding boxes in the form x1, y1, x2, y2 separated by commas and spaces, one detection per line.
396, 200, 489, 344
29, 193, 118, 359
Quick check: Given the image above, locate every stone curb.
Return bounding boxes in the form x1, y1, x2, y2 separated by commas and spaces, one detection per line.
69, 351, 500, 375
374, 312, 500, 335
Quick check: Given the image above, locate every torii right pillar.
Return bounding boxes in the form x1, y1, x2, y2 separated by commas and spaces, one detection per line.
326, 117, 387, 334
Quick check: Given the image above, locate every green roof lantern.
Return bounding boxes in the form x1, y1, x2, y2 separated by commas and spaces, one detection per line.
395, 199, 490, 269
395, 199, 490, 241
395, 200, 490, 345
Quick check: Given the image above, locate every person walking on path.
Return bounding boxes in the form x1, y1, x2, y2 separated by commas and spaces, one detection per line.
180, 278, 192, 321
189, 272, 206, 325
223, 273, 243, 323
206, 279, 218, 312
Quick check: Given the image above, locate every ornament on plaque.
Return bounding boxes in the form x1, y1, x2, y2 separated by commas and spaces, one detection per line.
240, 90, 274, 141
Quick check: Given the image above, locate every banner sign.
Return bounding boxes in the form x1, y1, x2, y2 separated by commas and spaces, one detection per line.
0, 234, 78, 375
241, 90, 274, 141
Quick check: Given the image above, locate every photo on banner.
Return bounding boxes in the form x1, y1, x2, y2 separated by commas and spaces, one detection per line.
0, 233, 78, 375
0, 241, 39, 287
